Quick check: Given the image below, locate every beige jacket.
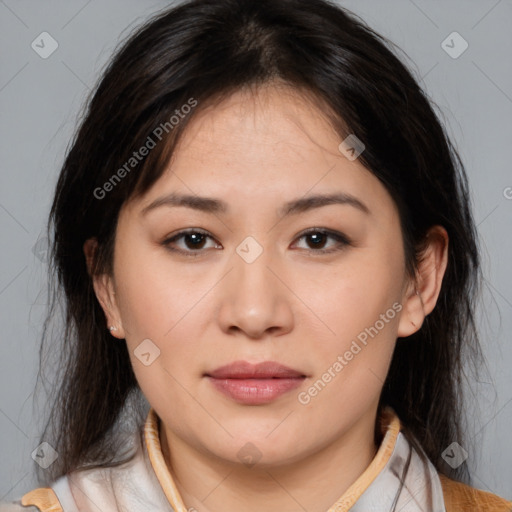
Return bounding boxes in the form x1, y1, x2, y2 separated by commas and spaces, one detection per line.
1, 407, 510, 512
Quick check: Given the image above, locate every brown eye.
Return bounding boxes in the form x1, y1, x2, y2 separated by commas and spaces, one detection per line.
293, 228, 351, 253
162, 229, 220, 255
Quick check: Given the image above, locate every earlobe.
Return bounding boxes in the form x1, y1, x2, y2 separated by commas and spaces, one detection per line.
397, 225, 449, 338
397, 285, 424, 338
83, 238, 125, 338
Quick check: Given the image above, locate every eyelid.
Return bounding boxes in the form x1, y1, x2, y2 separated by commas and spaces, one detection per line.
296, 227, 351, 244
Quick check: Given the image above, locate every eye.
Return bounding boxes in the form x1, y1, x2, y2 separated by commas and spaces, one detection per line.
162, 229, 220, 256
161, 227, 351, 257
293, 228, 351, 254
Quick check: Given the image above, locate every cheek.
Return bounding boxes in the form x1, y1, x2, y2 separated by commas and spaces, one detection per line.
302, 250, 402, 385
113, 247, 211, 378
303, 293, 398, 418
112, 246, 189, 336
314, 255, 401, 336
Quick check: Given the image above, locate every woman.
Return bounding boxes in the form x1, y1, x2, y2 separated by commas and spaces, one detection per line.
1, 0, 510, 510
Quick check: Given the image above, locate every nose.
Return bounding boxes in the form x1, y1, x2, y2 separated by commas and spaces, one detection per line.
216, 241, 294, 340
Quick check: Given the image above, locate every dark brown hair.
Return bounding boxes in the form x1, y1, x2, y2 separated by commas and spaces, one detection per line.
36, 0, 483, 495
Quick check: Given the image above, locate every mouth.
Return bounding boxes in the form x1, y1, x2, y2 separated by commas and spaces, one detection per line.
204, 360, 307, 405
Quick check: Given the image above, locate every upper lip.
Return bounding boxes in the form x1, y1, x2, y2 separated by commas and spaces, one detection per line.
205, 360, 306, 379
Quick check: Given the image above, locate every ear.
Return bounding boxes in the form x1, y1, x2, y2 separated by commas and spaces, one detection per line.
397, 225, 449, 338
83, 238, 125, 339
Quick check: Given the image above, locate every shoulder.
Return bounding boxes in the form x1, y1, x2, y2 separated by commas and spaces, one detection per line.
13, 431, 153, 512
439, 473, 512, 512
13, 428, 146, 512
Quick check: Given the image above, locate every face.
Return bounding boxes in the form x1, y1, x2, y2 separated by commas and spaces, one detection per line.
90, 84, 429, 468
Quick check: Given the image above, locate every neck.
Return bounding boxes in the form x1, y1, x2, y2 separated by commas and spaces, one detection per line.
159, 407, 381, 512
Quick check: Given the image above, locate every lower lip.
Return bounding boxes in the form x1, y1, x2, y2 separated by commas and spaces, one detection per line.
207, 377, 304, 405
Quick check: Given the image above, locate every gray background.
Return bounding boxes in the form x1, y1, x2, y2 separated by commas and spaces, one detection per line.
1, 0, 511, 503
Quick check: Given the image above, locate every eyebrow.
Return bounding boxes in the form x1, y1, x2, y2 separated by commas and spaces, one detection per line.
140, 191, 371, 217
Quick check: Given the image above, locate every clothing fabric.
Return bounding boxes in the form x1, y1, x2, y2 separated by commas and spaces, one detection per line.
1, 406, 510, 512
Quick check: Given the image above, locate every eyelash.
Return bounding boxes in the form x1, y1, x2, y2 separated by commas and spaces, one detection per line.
161, 228, 352, 257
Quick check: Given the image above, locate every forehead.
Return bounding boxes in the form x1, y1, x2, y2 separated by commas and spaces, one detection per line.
175, 85, 341, 166
127, 85, 399, 226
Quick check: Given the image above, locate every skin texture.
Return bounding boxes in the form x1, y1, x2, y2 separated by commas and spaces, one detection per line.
84, 84, 448, 512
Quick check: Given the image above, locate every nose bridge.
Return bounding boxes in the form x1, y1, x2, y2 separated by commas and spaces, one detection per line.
216, 233, 293, 337
233, 234, 276, 298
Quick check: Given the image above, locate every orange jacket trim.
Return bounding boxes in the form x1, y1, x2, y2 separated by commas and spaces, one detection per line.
439, 473, 512, 511
20, 487, 62, 512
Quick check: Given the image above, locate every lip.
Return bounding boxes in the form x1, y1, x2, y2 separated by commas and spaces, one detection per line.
207, 360, 306, 379
205, 360, 307, 405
